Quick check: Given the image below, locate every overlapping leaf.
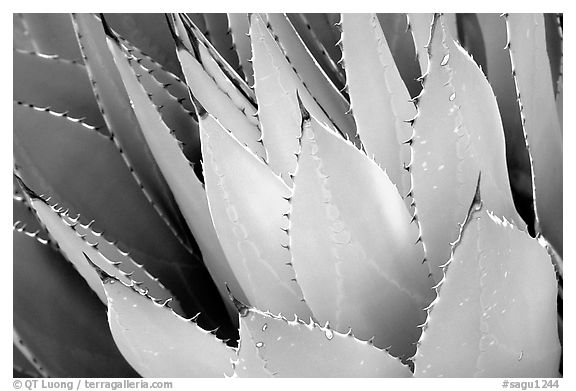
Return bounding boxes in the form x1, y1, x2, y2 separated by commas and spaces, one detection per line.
89, 263, 235, 377
104, 26, 248, 315
13, 229, 138, 377
506, 14, 563, 255
236, 305, 412, 377
340, 13, 414, 196
414, 204, 560, 377
200, 108, 311, 320
290, 106, 433, 360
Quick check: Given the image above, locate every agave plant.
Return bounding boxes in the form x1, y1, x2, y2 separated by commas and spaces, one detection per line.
13, 12, 562, 378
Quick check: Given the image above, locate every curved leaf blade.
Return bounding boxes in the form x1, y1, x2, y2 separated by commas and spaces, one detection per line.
105, 30, 248, 316
290, 110, 433, 360
13, 49, 105, 130
227, 13, 254, 85
92, 266, 235, 377
237, 305, 413, 377
414, 207, 560, 377
200, 110, 312, 320
341, 13, 415, 196
72, 13, 192, 249
13, 229, 138, 377
506, 13, 563, 255
264, 13, 358, 144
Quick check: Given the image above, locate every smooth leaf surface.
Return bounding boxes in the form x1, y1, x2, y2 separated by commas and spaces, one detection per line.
264, 13, 358, 144
476, 14, 534, 229
13, 229, 138, 377
96, 272, 235, 377
106, 31, 248, 315
237, 307, 413, 377
414, 208, 560, 377
287, 13, 346, 91
227, 13, 254, 85
506, 13, 563, 255
341, 13, 415, 196
200, 111, 312, 320
407, 13, 433, 74
173, 19, 265, 160
72, 13, 192, 248
204, 14, 241, 77
19, 13, 83, 62
103, 13, 183, 77
409, 16, 478, 283
24, 190, 181, 312
250, 13, 342, 171
290, 112, 433, 360
377, 13, 422, 98
13, 49, 105, 130
13, 101, 190, 272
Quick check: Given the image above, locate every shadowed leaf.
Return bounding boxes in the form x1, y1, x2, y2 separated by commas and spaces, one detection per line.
13, 229, 138, 377
13, 49, 105, 130
506, 13, 563, 255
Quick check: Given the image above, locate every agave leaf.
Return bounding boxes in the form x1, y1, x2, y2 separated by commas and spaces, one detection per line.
407, 13, 434, 74
170, 16, 265, 160
505, 13, 563, 255
299, 13, 342, 71
227, 13, 254, 85
176, 14, 257, 103
455, 14, 488, 76
13, 49, 106, 131
200, 109, 312, 320
104, 29, 248, 316
117, 33, 194, 112
287, 13, 346, 91
290, 107, 433, 360
72, 13, 193, 249
234, 313, 273, 377
20, 182, 182, 313
13, 101, 191, 273
264, 13, 358, 144
411, 15, 525, 283
13, 342, 43, 378
476, 14, 534, 228
413, 205, 560, 377
173, 14, 259, 126
250, 13, 303, 184
441, 19, 524, 228
236, 304, 413, 377
377, 13, 422, 99
18, 13, 83, 62
203, 13, 242, 77
187, 13, 207, 35
340, 13, 415, 196
102, 13, 182, 77
13, 14, 35, 51
544, 14, 563, 99
409, 16, 478, 283
89, 262, 236, 378
127, 50, 201, 164
13, 185, 45, 238
13, 228, 138, 377
250, 12, 344, 170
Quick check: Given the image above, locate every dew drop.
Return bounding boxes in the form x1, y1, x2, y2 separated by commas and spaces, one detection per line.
262, 324, 268, 332
325, 329, 334, 340
449, 92, 456, 101
255, 342, 264, 348
440, 53, 450, 66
